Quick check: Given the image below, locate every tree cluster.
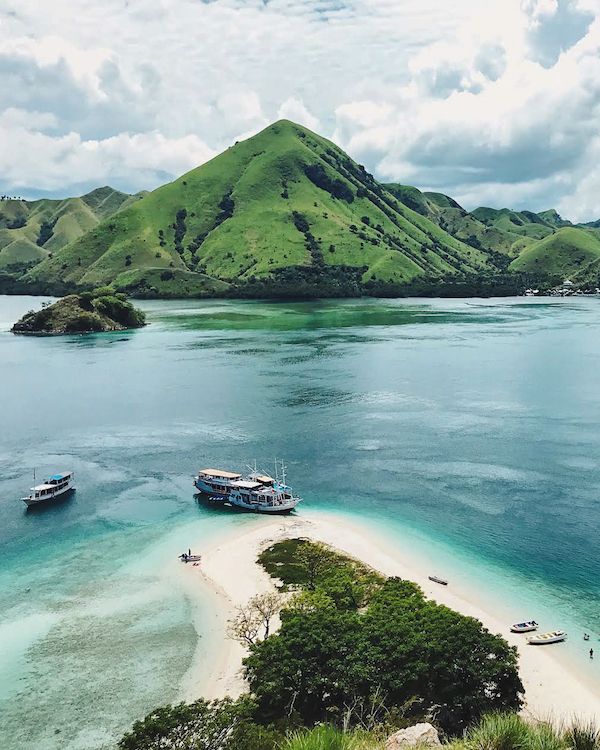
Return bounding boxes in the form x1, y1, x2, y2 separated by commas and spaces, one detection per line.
304, 163, 355, 203
244, 541, 523, 735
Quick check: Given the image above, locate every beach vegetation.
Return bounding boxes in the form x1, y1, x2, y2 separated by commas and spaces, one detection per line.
280, 724, 382, 750
227, 591, 284, 646
248, 541, 523, 735
118, 696, 282, 750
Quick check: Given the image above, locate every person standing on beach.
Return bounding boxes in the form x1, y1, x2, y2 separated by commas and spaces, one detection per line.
590, 648, 594, 659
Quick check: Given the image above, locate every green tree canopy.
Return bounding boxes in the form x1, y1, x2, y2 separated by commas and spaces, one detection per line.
245, 565, 523, 734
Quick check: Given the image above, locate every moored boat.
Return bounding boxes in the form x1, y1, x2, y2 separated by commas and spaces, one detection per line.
194, 462, 301, 514
511, 620, 538, 633
194, 468, 242, 498
527, 630, 567, 645
21, 472, 75, 507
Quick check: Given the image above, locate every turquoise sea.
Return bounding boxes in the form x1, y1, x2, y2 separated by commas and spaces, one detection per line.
1, 295, 599, 749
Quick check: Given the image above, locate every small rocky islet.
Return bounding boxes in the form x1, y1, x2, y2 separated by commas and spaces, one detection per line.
11, 290, 146, 335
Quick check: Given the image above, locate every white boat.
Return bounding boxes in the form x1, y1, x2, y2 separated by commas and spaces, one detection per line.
511, 620, 538, 633
21, 471, 75, 507
194, 461, 301, 514
527, 630, 567, 645
194, 468, 242, 498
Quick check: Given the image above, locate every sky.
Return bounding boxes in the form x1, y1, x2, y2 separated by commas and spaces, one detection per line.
2, 0, 600, 220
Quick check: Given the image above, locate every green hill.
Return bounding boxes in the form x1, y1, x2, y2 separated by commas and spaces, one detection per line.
509, 226, 600, 277
23, 121, 494, 297
0, 187, 139, 276
385, 185, 526, 260
5, 120, 600, 297
471, 206, 556, 240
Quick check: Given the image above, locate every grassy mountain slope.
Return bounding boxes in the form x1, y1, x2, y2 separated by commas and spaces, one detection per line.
385, 184, 526, 259
0, 187, 138, 275
471, 207, 556, 240
509, 226, 600, 277
26, 121, 493, 297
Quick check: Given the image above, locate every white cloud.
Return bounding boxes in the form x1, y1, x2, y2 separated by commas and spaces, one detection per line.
1, 0, 600, 218
0, 109, 215, 194
277, 97, 320, 132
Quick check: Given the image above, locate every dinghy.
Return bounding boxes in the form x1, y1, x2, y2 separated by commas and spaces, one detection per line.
527, 630, 566, 645
511, 621, 538, 633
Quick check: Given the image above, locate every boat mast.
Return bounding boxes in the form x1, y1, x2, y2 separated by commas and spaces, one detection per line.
281, 460, 286, 487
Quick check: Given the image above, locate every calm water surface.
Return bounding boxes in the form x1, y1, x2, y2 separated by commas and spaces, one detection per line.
1, 295, 599, 749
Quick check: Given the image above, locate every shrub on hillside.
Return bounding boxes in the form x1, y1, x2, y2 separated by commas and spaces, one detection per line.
64, 311, 105, 333
92, 295, 145, 328
304, 163, 354, 203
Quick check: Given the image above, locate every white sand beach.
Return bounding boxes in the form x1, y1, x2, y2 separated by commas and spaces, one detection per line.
179, 510, 600, 722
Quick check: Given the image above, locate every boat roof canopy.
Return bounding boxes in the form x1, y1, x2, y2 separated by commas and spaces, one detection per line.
254, 474, 274, 483
232, 480, 262, 489
199, 469, 241, 479
51, 473, 70, 480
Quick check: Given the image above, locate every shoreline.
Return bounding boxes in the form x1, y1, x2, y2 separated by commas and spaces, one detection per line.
179, 509, 600, 721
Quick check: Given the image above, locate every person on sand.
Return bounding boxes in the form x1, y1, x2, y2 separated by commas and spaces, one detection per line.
590, 648, 594, 660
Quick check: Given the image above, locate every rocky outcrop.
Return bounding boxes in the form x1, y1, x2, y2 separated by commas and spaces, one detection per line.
11, 291, 146, 335
385, 723, 441, 750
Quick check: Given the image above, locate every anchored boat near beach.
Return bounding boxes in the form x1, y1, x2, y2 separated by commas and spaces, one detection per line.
511, 621, 538, 633
527, 630, 567, 645
21, 471, 75, 507
194, 461, 301, 514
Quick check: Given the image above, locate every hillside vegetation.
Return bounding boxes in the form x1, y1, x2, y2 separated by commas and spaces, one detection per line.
3, 120, 599, 297
22, 121, 501, 297
509, 226, 600, 277
0, 187, 140, 277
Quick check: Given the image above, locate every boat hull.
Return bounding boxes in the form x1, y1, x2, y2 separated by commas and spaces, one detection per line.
527, 632, 566, 645
229, 501, 298, 515
194, 478, 230, 499
511, 624, 537, 633
23, 487, 75, 508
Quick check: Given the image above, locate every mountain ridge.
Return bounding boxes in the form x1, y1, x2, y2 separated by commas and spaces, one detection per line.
2, 120, 598, 297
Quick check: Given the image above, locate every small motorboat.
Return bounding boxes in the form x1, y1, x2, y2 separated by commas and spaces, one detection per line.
527, 631, 567, 645
179, 553, 201, 563
511, 621, 538, 633
428, 575, 448, 586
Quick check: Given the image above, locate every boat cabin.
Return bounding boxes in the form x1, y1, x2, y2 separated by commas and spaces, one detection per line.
31, 473, 72, 499
198, 469, 241, 480
252, 474, 275, 487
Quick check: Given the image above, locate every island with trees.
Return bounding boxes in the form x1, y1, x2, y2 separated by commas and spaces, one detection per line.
11, 289, 146, 335
118, 539, 538, 750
